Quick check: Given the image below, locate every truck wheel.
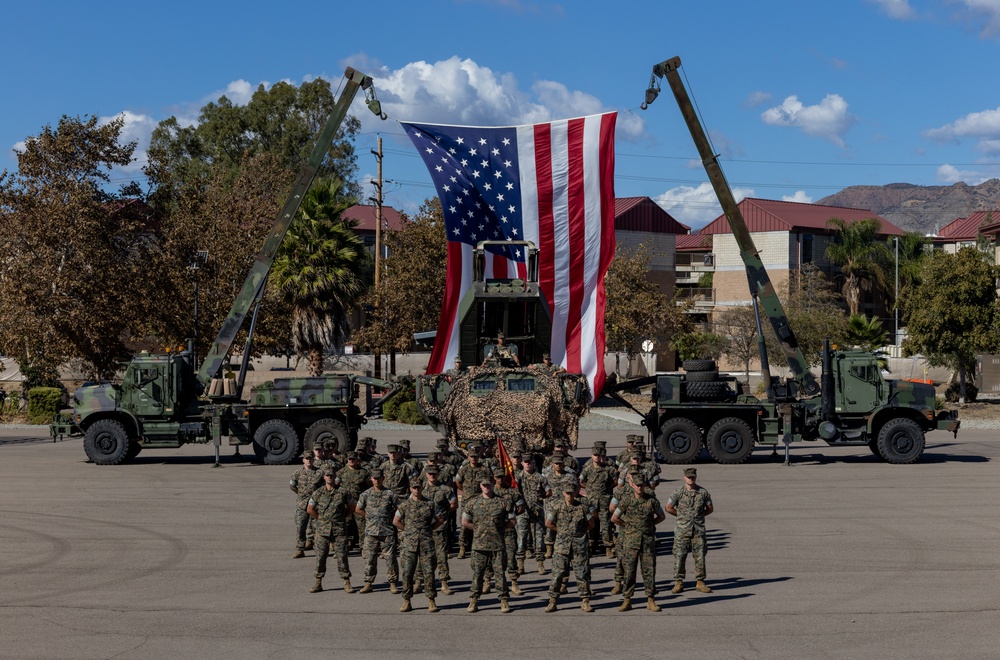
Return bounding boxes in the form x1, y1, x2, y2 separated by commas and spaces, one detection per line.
657, 418, 702, 464
867, 439, 881, 458
254, 419, 301, 465
876, 418, 925, 464
124, 440, 143, 462
83, 419, 131, 465
683, 381, 730, 401
682, 359, 716, 372
685, 370, 719, 382
706, 417, 754, 464
304, 419, 349, 453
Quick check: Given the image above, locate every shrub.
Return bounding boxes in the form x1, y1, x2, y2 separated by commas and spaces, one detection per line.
28, 387, 63, 424
382, 382, 416, 421
397, 401, 427, 425
944, 382, 978, 403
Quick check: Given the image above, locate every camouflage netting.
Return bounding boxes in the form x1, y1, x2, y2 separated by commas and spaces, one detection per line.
418, 367, 591, 456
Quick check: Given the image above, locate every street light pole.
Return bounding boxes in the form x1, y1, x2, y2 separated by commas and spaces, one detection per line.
190, 250, 208, 368
894, 236, 899, 347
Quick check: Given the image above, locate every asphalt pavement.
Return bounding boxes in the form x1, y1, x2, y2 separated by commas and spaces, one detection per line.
1, 424, 997, 659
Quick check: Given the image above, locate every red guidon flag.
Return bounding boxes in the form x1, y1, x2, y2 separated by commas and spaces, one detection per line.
401, 113, 617, 399
496, 438, 518, 490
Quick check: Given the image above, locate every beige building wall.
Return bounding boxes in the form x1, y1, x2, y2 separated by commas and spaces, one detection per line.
712, 231, 792, 305
615, 229, 678, 371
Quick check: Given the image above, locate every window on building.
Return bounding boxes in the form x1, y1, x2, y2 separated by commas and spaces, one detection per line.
801, 234, 814, 264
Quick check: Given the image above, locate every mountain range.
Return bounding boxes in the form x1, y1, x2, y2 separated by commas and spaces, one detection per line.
816, 179, 1000, 236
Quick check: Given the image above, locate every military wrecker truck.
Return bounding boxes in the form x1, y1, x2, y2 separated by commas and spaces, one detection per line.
620, 57, 959, 465
50, 67, 404, 466
415, 240, 591, 456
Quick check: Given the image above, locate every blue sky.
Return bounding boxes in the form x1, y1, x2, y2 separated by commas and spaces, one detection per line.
4, 0, 1000, 229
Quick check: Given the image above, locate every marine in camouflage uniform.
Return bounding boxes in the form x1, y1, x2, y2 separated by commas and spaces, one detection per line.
616, 434, 645, 467
543, 441, 579, 475
355, 469, 400, 592
394, 481, 446, 612
617, 447, 661, 490
489, 467, 526, 594
543, 457, 578, 556
531, 352, 566, 376
612, 473, 667, 611
482, 331, 519, 367
398, 439, 423, 478
666, 467, 715, 594
380, 444, 414, 497
336, 452, 371, 546
608, 478, 634, 593
544, 485, 596, 612
307, 471, 356, 593
462, 479, 515, 613
579, 447, 618, 556
422, 465, 458, 593
515, 453, 550, 575
289, 452, 324, 557
454, 446, 492, 558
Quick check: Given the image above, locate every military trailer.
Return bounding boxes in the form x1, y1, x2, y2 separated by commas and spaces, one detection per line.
629, 56, 959, 464
50, 67, 403, 466
416, 240, 591, 456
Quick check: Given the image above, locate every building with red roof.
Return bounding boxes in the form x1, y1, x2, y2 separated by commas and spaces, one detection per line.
934, 210, 1000, 254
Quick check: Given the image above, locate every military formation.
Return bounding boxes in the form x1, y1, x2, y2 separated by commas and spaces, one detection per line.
288, 433, 715, 613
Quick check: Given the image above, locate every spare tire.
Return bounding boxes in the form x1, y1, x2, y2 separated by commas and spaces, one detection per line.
682, 359, 717, 372
683, 381, 731, 401
685, 370, 719, 382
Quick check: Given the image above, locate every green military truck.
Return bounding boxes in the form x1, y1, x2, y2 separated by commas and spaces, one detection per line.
50, 67, 403, 465
415, 240, 591, 456
628, 57, 959, 465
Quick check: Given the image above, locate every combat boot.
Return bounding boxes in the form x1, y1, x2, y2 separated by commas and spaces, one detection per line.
427, 598, 439, 613
500, 598, 511, 613
671, 580, 684, 594
537, 559, 547, 575
544, 544, 553, 559
457, 544, 467, 559
467, 598, 479, 613
400, 599, 412, 612
310, 578, 323, 593
359, 582, 374, 594
516, 557, 525, 575
482, 581, 492, 594
510, 579, 522, 596
559, 578, 568, 595
441, 580, 452, 595
695, 580, 713, 593
581, 598, 594, 613
647, 597, 661, 612
611, 581, 622, 595
618, 598, 632, 612
304, 540, 314, 551
292, 549, 305, 559
388, 580, 399, 594
605, 546, 615, 558
544, 597, 558, 613
343, 580, 354, 594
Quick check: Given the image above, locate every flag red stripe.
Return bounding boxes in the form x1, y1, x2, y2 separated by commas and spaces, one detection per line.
534, 123, 555, 313
492, 253, 508, 279
426, 241, 467, 373
592, 113, 618, 394
564, 117, 587, 374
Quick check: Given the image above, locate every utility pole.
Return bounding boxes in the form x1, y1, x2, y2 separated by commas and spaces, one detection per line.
371, 137, 383, 381
894, 236, 899, 347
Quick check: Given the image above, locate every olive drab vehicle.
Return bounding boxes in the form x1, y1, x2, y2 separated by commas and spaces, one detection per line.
415, 240, 591, 456
617, 56, 960, 465
50, 67, 405, 466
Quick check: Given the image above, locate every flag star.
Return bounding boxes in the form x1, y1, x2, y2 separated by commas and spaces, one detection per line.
450, 176, 458, 183
456, 137, 464, 145
470, 148, 477, 156
508, 205, 516, 213
453, 227, 460, 235
492, 148, 499, 156
475, 201, 482, 209
470, 232, 477, 240
511, 228, 518, 236
489, 204, 495, 211
472, 170, 480, 178
425, 147, 434, 154
481, 159, 488, 168
435, 165, 443, 172
441, 156, 448, 164
443, 184, 451, 192
479, 138, 487, 145
497, 194, 505, 202
515, 249, 521, 258
479, 223, 485, 230
484, 183, 492, 191
462, 188, 471, 196
506, 182, 514, 190
501, 216, 508, 223
502, 138, 510, 146
467, 210, 474, 218
493, 229, 500, 237
449, 148, 457, 155
461, 218, 467, 225
460, 158, 468, 167
494, 170, 503, 179
413, 131, 423, 138
504, 160, 512, 168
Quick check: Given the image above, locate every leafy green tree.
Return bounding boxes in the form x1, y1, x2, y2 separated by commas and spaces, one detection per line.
764, 264, 847, 368
845, 314, 889, 370
604, 243, 691, 376
269, 178, 369, 376
715, 304, 759, 383
903, 247, 1000, 403
352, 199, 446, 357
671, 331, 728, 362
0, 115, 152, 379
825, 217, 892, 316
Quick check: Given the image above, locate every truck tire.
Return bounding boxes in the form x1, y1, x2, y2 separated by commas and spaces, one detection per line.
83, 419, 131, 466
706, 417, 754, 464
683, 381, 730, 401
124, 440, 143, 462
254, 419, 301, 466
657, 417, 703, 464
876, 418, 925, 464
685, 370, 719, 382
682, 359, 716, 372
303, 418, 349, 453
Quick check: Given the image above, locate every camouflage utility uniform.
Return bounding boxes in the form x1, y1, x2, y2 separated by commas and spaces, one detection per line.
336, 463, 371, 542
546, 497, 595, 599
516, 469, 550, 565
615, 491, 664, 599
580, 459, 618, 551
291, 465, 323, 551
464, 494, 515, 600
309, 485, 354, 582
455, 461, 492, 554
395, 495, 443, 601
669, 484, 713, 582
424, 480, 457, 582
356, 487, 399, 587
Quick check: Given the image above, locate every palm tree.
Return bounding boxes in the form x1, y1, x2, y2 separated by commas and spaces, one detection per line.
825, 217, 892, 316
845, 314, 889, 370
270, 178, 370, 376
890, 231, 929, 326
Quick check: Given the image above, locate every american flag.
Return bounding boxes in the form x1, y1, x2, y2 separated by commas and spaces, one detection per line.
401, 112, 617, 398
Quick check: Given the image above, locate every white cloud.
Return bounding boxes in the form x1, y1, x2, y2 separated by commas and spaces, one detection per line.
782, 191, 813, 203
761, 94, 857, 147
653, 182, 755, 230
867, 0, 915, 19
743, 91, 772, 108
954, 0, 1000, 38
359, 56, 643, 139
936, 163, 986, 183
923, 106, 1000, 153
99, 111, 158, 174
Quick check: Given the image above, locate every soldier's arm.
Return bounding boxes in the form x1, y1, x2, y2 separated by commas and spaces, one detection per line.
654, 509, 667, 525
544, 511, 557, 532
393, 510, 405, 532
355, 495, 367, 518
307, 502, 319, 519
461, 512, 474, 531
289, 475, 299, 495
346, 497, 357, 517
432, 513, 446, 531
665, 500, 678, 517
611, 510, 623, 526
704, 500, 714, 516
